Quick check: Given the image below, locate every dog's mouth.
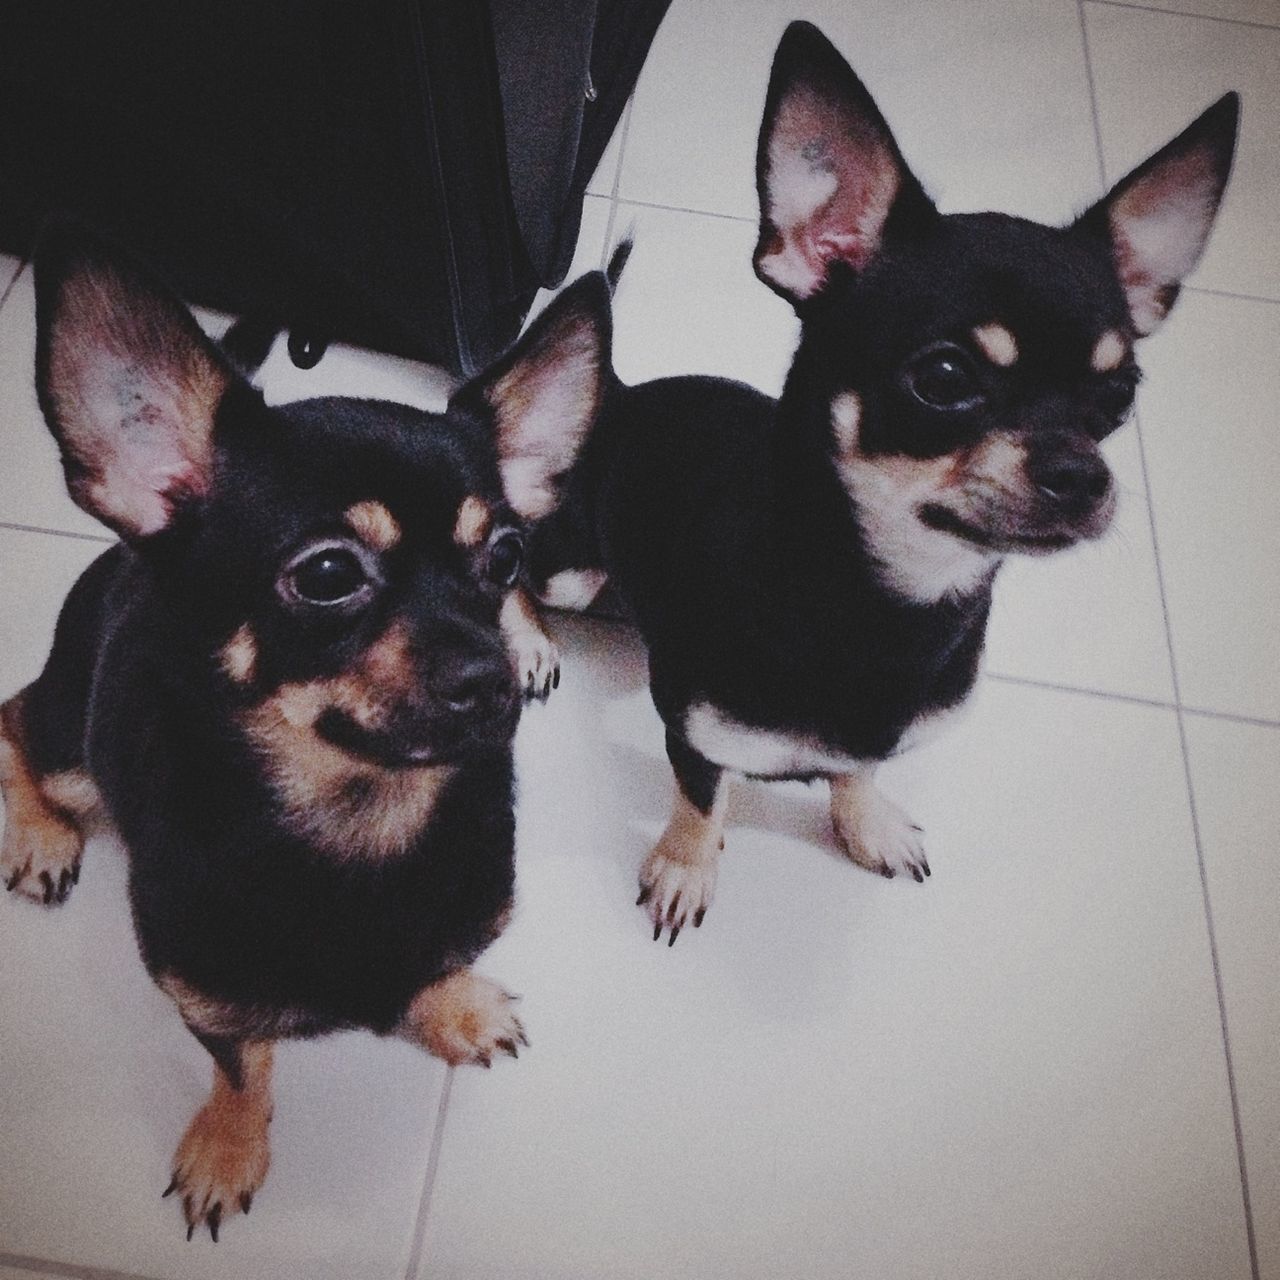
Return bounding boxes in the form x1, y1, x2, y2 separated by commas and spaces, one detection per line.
919, 497, 1114, 555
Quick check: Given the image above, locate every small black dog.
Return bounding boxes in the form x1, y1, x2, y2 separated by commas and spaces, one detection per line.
0, 222, 609, 1237
527, 21, 1238, 943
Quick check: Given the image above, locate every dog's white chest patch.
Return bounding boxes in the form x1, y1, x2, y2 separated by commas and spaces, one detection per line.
684, 693, 973, 777
683, 702, 865, 777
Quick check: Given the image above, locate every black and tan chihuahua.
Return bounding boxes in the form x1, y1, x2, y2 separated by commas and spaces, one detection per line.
0, 222, 609, 1238
526, 21, 1239, 942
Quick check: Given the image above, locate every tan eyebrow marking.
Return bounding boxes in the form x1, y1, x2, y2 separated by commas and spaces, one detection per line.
219, 624, 258, 684
453, 496, 493, 548
344, 500, 400, 551
971, 324, 1019, 368
1090, 330, 1129, 373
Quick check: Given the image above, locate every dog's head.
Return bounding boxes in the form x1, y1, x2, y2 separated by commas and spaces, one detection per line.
34, 225, 608, 851
755, 21, 1238, 602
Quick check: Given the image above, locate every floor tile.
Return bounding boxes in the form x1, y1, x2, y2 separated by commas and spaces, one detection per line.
419, 617, 1248, 1280
1185, 714, 1280, 1280
1096, 0, 1280, 28
0, 528, 447, 1280
0, 253, 22, 296
619, 0, 1101, 226
611, 203, 798, 394
1085, 2, 1280, 301
1136, 292, 1280, 721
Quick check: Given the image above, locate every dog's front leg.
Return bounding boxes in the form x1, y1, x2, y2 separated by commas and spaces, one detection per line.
166, 1037, 274, 1241
638, 731, 728, 945
399, 968, 528, 1068
829, 769, 929, 883
499, 587, 560, 702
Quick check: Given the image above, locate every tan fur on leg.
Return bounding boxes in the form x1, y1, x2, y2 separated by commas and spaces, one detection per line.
0, 695, 90, 905
399, 968, 528, 1068
167, 1041, 274, 1241
637, 780, 729, 943
830, 770, 929, 882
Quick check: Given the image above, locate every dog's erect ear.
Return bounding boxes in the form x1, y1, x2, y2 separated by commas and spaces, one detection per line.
754, 21, 933, 304
461, 271, 610, 522
1075, 94, 1239, 336
35, 221, 234, 540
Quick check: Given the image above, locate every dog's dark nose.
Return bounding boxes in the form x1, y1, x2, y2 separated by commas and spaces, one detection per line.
434, 652, 510, 716
1027, 447, 1111, 509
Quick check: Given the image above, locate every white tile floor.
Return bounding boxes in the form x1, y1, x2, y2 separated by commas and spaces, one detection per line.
1, 2, 1277, 1277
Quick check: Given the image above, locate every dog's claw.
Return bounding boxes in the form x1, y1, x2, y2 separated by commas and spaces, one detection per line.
163, 1176, 179, 1199
240, 1192, 253, 1215
667, 925, 681, 947
636, 884, 653, 907
652, 920, 662, 942
208, 1203, 221, 1243
693, 908, 706, 928
552, 667, 560, 690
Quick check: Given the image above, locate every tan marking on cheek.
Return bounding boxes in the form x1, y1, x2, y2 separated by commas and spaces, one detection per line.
972, 323, 1018, 368
344, 500, 400, 551
962, 432, 1028, 490
219, 624, 258, 684
453, 496, 493, 548
238, 679, 454, 861
830, 392, 863, 455
1090, 329, 1129, 372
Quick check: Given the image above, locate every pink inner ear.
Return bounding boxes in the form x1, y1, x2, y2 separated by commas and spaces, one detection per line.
758, 87, 901, 299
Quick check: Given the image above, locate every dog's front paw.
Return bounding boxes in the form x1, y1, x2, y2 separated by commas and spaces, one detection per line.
509, 626, 560, 703
2, 809, 82, 906
165, 1096, 271, 1242
637, 837, 720, 946
409, 970, 529, 1068
830, 775, 930, 883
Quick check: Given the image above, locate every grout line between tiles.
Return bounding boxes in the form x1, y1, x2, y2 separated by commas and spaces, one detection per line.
0, 1251, 165, 1280
1185, 285, 1280, 307
1076, 1, 1110, 192
0, 521, 115, 545
614, 194, 755, 225
401, 1067, 454, 1280
601, 97, 636, 272
1183, 705, 1280, 731
1086, 0, 1280, 31
1136, 415, 1261, 1280
0, 257, 29, 312
1082, 16, 1261, 1273
982, 670, 1174, 713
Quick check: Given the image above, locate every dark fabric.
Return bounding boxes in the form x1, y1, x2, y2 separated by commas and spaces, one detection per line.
0, 0, 670, 372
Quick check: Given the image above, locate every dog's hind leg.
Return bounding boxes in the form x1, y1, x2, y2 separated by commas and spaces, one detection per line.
165, 1036, 274, 1241
638, 731, 729, 946
829, 769, 930, 883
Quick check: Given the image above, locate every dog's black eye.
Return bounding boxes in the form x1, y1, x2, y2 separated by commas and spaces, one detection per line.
904, 344, 985, 411
486, 531, 524, 588
282, 543, 374, 607
1097, 367, 1140, 419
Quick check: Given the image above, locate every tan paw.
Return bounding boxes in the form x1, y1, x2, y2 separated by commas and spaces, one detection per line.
830, 777, 930, 882
509, 626, 560, 703
410, 970, 529, 1068
2, 808, 83, 906
637, 836, 719, 947
165, 1097, 271, 1242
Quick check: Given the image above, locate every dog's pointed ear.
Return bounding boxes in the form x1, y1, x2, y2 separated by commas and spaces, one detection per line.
754, 21, 934, 304
1075, 93, 1239, 336
35, 221, 235, 540
459, 271, 610, 522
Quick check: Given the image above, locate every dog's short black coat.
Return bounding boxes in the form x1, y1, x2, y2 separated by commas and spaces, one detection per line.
527, 21, 1239, 942
0, 221, 610, 1238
